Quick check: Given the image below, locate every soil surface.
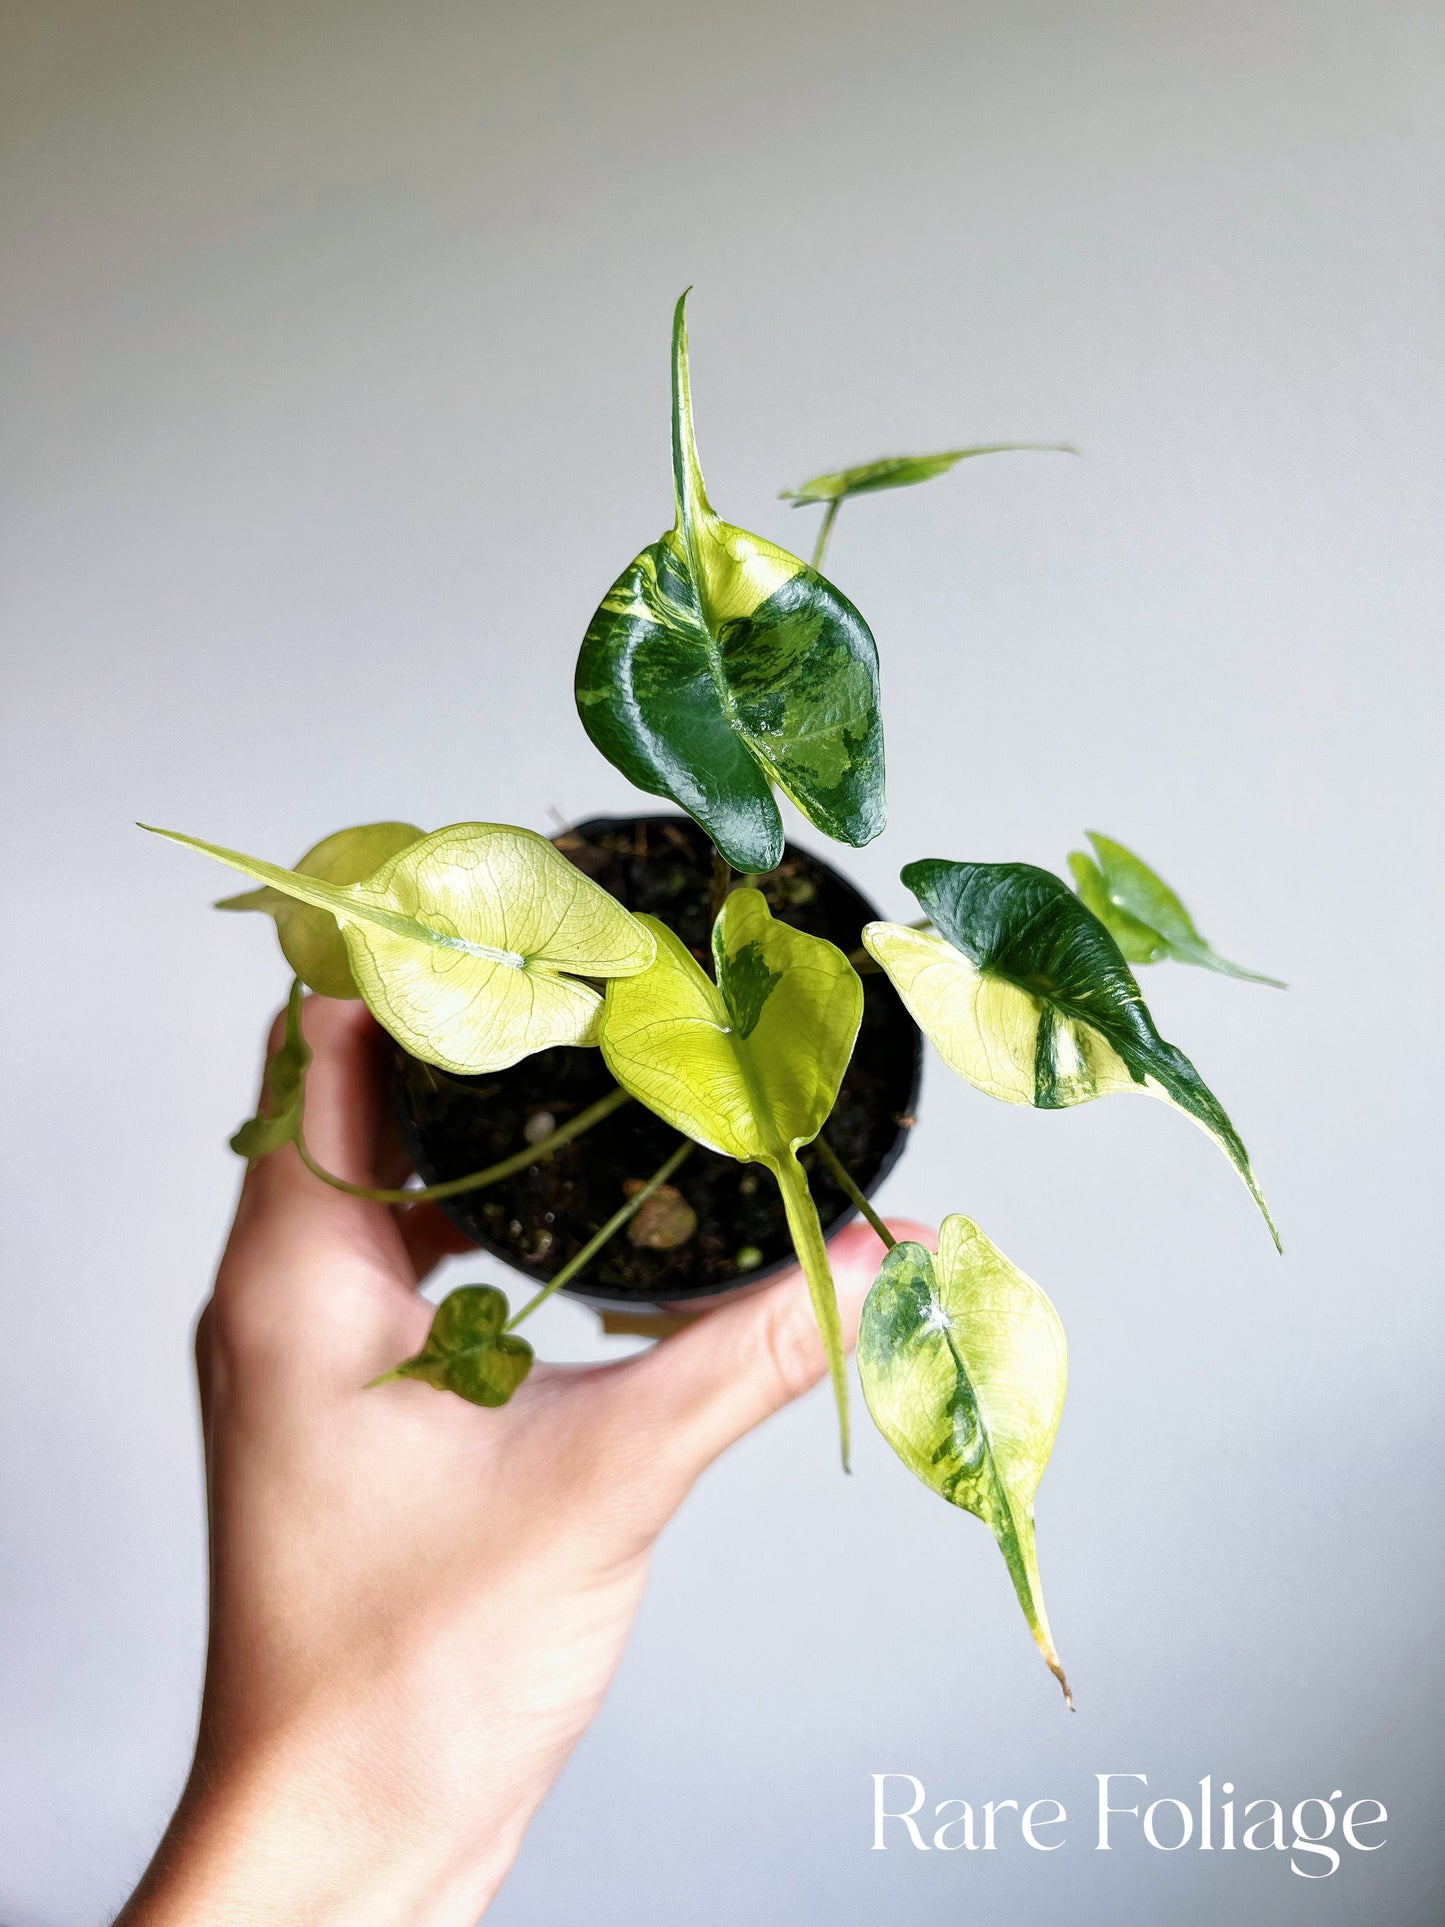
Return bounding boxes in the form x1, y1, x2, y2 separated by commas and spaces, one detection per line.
391, 814, 921, 1305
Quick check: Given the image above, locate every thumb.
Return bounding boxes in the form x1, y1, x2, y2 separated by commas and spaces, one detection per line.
612, 1216, 936, 1488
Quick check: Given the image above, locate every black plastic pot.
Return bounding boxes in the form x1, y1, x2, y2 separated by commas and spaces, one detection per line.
391, 814, 922, 1313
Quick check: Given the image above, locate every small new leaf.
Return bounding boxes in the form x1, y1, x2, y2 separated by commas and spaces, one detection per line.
864, 860, 1279, 1247
599, 888, 864, 1459
859, 1218, 1071, 1704
575, 291, 885, 873
147, 820, 656, 1075
217, 821, 425, 998
372, 1285, 533, 1407
780, 444, 1075, 506
1070, 833, 1285, 987
230, 978, 310, 1159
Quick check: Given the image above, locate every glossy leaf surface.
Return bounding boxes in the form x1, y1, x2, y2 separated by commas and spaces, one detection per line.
599, 888, 864, 1458
217, 821, 424, 998
864, 860, 1279, 1247
859, 1218, 1071, 1703
230, 978, 310, 1159
373, 1285, 533, 1407
1071, 832, 1285, 986
148, 821, 655, 1075
575, 292, 885, 872
780, 443, 1073, 506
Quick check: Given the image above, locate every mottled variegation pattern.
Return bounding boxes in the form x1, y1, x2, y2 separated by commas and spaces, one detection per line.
859, 1219, 1071, 1703
216, 820, 425, 998
864, 859, 1279, 1247
575, 292, 885, 873
599, 888, 863, 1460
147, 821, 655, 1075
1071, 832, 1285, 987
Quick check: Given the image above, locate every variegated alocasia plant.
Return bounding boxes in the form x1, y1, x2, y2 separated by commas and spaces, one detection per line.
153, 289, 1287, 1705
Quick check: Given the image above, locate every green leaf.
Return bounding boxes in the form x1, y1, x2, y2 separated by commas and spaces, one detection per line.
575, 291, 885, 873
217, 821, 425, 998
779, 443, 1075, 506
863, 860, 1279, 1248
859, 1219, 1071, 1704
146, 820, 656, 1076
372, 1285, 534, 1407
230, 977, 311, 1159
599, 887, 864, 1458
1066, 851, 1169, 965
1072, 833, 1286, 987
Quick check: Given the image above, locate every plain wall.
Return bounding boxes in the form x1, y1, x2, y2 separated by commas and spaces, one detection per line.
2, 2, 1441, 1921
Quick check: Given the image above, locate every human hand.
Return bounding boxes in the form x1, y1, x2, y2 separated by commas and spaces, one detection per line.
119, 995, 930, 1926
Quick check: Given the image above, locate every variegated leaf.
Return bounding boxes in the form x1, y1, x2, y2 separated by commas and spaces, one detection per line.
146, 821, 655, 1076
864, 860, 1279, 1248
217, 820, 424, 998
575, 292, 885, 873
599, 887, 864, 1459
859, 1218, 1071, 1703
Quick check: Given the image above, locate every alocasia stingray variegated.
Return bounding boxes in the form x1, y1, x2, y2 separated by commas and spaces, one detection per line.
864, 860, 1279, 1248
575, 291, 885, 873
859, 1217, 1071, 1703
1069, 832, 1285, 987
598, 887, 863, 1460
144, 821, 655, 1075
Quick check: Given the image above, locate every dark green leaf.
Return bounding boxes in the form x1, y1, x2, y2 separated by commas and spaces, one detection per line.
230, 978, 311, 1160
575, 292, 885, 872
864, 860, 1279, 1247
1074, 833, 1285, 987
372, 1284, 534, 1408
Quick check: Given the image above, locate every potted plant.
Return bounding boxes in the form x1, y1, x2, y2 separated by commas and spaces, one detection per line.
148, 292, 1281, 1705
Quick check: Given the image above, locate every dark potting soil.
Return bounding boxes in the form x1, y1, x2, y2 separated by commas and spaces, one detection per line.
391, 814, 921, 1304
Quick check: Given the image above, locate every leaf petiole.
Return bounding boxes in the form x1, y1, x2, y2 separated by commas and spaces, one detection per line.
812, 1134, 896, 1250
810, 496, 843, 570
293, 1085, 632, 1204
504, 1139, 696, 1329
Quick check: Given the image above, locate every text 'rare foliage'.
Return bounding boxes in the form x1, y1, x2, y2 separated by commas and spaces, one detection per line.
576, 292, 885, 873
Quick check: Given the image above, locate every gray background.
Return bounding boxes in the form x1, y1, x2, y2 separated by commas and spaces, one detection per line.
2, 2, 1441, 1921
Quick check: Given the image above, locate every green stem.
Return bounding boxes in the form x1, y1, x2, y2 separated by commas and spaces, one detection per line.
811, 1134, 896, 1250
296, 1086, 632, 1205
505, 1139, 695, 1329
810, 496, 843, 571
772, 1151, 851, 1470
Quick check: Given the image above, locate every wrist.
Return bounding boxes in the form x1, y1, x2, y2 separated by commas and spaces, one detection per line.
118, 1725, 528, 1927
